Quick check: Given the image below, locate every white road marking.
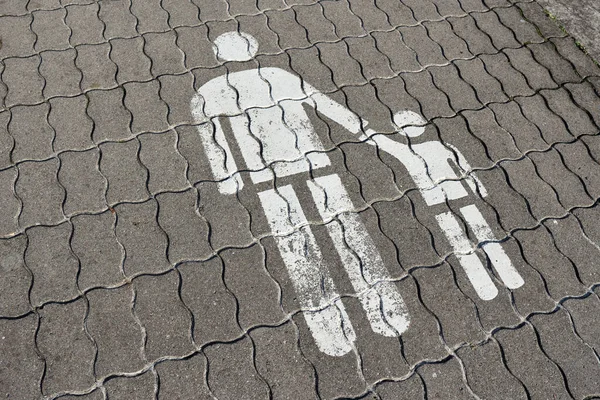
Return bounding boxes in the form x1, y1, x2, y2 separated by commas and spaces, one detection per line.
460, 204, 524, 290
435, 211, 499, 300
258, 184, 356, 356
307, 174, 410, 336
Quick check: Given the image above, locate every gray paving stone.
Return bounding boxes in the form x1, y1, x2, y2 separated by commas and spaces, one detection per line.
458, 340, 528, 399
346, 36, 395, 81
489, 101, 550, 154
158, 73, 197, 126
455, 59, 509, 105
505, 47, 557, 91
145, 31, 186, 76
582, 133, 600, 163
99, 140, 148, 205
227, 0, 260, 16
155, 354, 213, 399
449, 15, 496, 56
138, 131, 188, 194
162, 0, 201, 27
114, 200, 170, 277
38, 299, 95, 395
0, 112, 12, 169
57, 390, 104, 400
16, 159, 65, 227
347, 0, 392, 32
495, 324, 572, 400
0, 315, 44, 399
50, 96, 94, 152
399, 25, 446, 67
565, 81, 600, 128
105, 371, 156, 400
425, 19, 472, 61
131, 0, 170, 34
375, 0, 417, 26
86, 285, 146, 377
374, 374, 425, 400
98, 0, 138, 39
3, 56, 44, 107
0, 64, 5, 110
481, 53, 536, 98
0, 236, 30, 317
551, 36, 600, 79
174, 125, 216, 184
193, 0, 229, 22
318, 41, 366, 88
320, 1, 365, 38
258, 0, 287, 11
399, 0, 441, 22
178, 258, 242, 345
196, 181, 255, 250
156, 189, 212, 264
542, 88, 598, 138
263, 8, 311, 50
516, 95, 574, 146
205, 339, 271, 399
528, 42, 581, 86
251, 322, 318, 400
65, 3, 105, 46
0, 1, 27, 15
429, 0, 466, 16
371, 31, 420, 74
514, 225, 588, 300
404, 71, 455, 120
0, 168, 18, 237
294, 3, 338, 44
430, 65, 482, 112
563, 295, 600, 353
27, 0, 60, 11
529, 148, 593, 209
133, 272, 195, 361
58, 149, 106, 215
71, 211, 124, 291
10, 103, 54, 163
220, 244, 284, 330
32, 9, 70, 52
176, 25, 220, 70
75, 44, 118, 91
530, 308, 600, 399
417, 357, 477, 399
87, 88, 133, 143
517, 1, 568, 39
573, 203, 600, 248
557, 140, 600, 200
26, 223, 79, 306
545, 214, 600, 288
40, 49, 82, 98
111, 37, 153, 85
0, 16, 36, 59
472, 10, 521, 50
124, 80, 170, 134
494, 7, 545, 45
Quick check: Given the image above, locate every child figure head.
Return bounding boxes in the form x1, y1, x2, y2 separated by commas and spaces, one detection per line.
393, 110, 427, 137
213, 31, 259, 62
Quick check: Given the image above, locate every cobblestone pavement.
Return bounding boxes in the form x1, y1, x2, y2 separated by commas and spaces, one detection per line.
1, 0, 600, 399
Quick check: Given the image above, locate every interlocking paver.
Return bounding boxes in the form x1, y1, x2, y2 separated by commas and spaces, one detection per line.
27, 0, 61, 11
0, 0, 27, 15
489, 101, 549, 153
58, 149, 106, 215
347, 0, 392, 32
98, 0, 138, 39
31, 9, 70, 52
375, 374, 425, 399
399, 25, 446, 67
0, 16, 36, 59
158, 73, 197, 126
424, 19, 472, 61
430, 65, 483, 112
449, 14, 496, 56
155, 355, 213, 399
455, 58, 509, 105
398, 0, 440, 22
105, 371, 156, 400
516, 95, 573, 145
294, 3, 338, 44
87, 285, 146, 377
0, 168, 18, 237
321, 1, 365, 39
99, 140, 148, 204
10, 104, 54, 163
71, 211, 124, 290
138, 130, 188, 194
542, 87, 598, 138
26, 223, 79, 306
124, 81, 170, 134
563, 295, 600, 353
40, 49, 83, 98
111, 37, 153, 85
65, 3, 105, 47
472, 10, 521, 50
557, 140, 600, 200
505, 47, 557, 91
131, 0, 170, 34
145, 31, 187, 76
161, 0, 201, 27
133, 272, 195, 361
49, 96, 94, 152
115, 200, 170, 277
87, 88, 133, 142
264, 8, 311, 50
0, 315, 44, 399
551, 36, 600, 79
38, 299, 95, 395
417, 357, 477, 399
16, 159, 64, 227
75, 43, 118, 91
0, 236, 30, 317
3, 56, 44, 107
176, 25, 220, 69
530, 308, 600, 399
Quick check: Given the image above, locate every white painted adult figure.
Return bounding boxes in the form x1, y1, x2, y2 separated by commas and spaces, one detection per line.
366, 110, 525, 300
191, 31, 410, 356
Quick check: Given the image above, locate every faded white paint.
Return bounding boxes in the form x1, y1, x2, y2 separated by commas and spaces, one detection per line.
307, 174, 409, 337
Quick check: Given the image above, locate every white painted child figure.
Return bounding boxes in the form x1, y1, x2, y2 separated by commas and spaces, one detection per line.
381, 110, 525, 300
191, 31, 410, 356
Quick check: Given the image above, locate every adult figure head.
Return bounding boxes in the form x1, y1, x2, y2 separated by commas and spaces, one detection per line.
212, 31, 259, 62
